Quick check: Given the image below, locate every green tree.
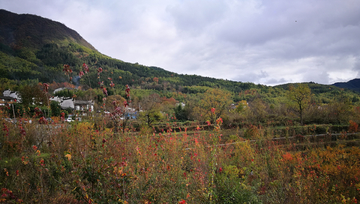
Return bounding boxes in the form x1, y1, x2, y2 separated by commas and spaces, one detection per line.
174, 104, 187, 121
193, 89, 233, 122
287, 84, 311, 125
249, 98, 268, 123
19, 84, 47, 108
139, 93, 163, 127
50, 101, 61, 117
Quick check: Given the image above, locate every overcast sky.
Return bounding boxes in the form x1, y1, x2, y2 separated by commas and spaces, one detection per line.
2, 0, 360, 85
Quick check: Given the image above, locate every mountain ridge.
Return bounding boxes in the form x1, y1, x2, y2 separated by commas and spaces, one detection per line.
332, 78, 360, 93
0, 9, 95, 50
0, 9, 360, 104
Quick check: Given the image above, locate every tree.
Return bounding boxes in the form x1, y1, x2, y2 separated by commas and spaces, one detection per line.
287, 84, 311, 125
249, 98, 268, 123
139, 93, 162, 127
193, 89, 233, 123
50, 101, 61, 116
174, 104, 187, 121
19, 84, 47, 108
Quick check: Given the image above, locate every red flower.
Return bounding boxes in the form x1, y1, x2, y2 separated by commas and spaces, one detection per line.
97, 67, 103, 73
282, 152, 293, 161
103, 88, 108, 96
79, 71, 84, 77
216, 117, 223, 125
43, 83, 49, 93
125, 85, 130, 96
82, 63, 89, 73
211, 108, 215, 114
179, 199, 186, 204
38, 117, 48, 124
110, 81, 115, 88
63, 64, 70, 73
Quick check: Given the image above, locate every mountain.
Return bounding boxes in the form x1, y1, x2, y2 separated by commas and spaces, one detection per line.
0, 9, 360, 104
0, 9, 94, 50
0, 9, 263, 93
333, 79, 360, 93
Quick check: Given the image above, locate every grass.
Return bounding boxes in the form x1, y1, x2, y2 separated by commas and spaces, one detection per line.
1, 113, 360, 203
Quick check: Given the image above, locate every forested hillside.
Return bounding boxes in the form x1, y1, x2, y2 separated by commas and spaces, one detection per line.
1, 9, 360, 114
333, 78, 360, 93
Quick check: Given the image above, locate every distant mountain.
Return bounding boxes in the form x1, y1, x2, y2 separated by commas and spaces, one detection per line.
333, 79, 360, 93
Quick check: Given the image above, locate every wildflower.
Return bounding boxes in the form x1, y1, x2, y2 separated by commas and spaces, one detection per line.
219, 167, 223, 173
103, 88, 108, 96
216, 117, 223, 125
65, 154, 71, 161
79, 71, 84, 77
179, 199, 186, 204
206, 120, 211, 125
38, 117, 48, 124
43, 83, 49, 93
125, 85, 130, 97
4, 168, 9, 176
63, 64, 70, 73
211, 108, 215, 114
32, 145, 38, 151
110, 81, 115, 88
282, 152, 293, 161
97, 67, 103, 73
82, 63, 89, 73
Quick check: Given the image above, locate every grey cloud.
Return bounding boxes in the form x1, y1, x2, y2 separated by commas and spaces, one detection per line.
2, 0, 360, 86
167, 0, 227, 36
265, 78, 287, 86
235, 70, 269, 83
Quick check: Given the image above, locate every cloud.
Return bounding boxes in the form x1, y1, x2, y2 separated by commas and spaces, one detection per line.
1, 0, 360, 86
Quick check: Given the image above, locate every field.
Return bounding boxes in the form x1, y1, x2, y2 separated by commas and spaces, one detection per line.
1, 111, 360, 204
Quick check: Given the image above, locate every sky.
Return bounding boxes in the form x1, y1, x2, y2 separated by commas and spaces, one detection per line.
1, 0, 360, 86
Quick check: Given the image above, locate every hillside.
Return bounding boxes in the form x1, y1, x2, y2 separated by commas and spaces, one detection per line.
0, 9, 265, 94
333, 78, 360, 93
0, 9, 360, 105
0, 9, 94, 50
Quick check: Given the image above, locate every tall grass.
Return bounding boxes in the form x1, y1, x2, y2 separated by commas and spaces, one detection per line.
1, 111, 359, 203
